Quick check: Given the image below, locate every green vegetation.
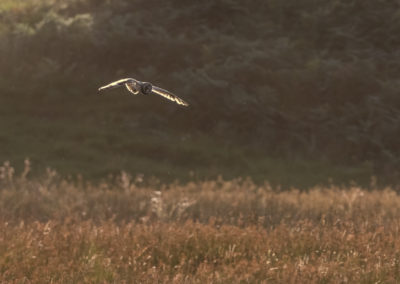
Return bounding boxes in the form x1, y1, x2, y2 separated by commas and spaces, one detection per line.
0, 0, 399, 185
1, 163, 400, 282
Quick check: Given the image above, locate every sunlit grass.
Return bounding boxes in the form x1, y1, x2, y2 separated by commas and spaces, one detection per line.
4, 220, 400, 282
0, 161, 399, 282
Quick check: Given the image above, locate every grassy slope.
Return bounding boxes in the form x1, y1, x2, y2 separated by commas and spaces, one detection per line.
0, 92, 372, 188
0, 114, 372, 188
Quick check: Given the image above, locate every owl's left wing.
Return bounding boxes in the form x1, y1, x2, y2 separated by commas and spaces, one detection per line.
151, 86, 189, 106
98, 78, 136, 91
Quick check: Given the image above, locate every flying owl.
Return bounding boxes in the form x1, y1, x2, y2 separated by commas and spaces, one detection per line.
98, 78, 189, 106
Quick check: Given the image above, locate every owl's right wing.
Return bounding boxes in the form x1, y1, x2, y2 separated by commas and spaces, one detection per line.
151, 86, 189, 106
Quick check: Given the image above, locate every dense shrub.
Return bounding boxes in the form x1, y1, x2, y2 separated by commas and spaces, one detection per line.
1, 0, 399, 169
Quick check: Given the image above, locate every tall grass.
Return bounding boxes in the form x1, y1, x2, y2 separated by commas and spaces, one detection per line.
0, 161, 399, 282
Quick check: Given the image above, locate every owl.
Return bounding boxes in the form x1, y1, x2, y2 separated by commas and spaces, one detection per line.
98, 78, 189, 106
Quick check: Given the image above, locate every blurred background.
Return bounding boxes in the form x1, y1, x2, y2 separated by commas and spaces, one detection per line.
0, 0, 399, 187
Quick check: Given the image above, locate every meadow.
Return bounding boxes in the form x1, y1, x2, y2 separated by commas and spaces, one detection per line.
1, 161, 400, 282
1, 1, 400, 282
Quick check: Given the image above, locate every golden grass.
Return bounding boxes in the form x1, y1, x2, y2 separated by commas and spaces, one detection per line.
1, 161, 400, 282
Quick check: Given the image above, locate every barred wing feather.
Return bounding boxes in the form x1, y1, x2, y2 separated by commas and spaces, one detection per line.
98, 78, 135, 91
151, 86, 189, 106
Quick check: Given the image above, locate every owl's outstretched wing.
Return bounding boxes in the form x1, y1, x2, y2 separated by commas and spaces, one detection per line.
98, 78, 136, 91
151, 86, 189, 106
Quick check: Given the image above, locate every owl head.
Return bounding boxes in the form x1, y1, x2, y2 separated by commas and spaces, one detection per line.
140, 82, 153, 94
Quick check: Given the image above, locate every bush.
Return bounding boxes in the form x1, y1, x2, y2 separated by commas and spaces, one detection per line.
1, 0, 399, 169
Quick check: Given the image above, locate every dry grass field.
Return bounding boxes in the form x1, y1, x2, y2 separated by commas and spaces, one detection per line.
0, 161, 399, 283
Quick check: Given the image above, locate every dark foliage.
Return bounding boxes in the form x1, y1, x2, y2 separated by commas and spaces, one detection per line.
1, 0, 399, 172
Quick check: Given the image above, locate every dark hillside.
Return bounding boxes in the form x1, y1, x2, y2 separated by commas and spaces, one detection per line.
0, 0, 399, 182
